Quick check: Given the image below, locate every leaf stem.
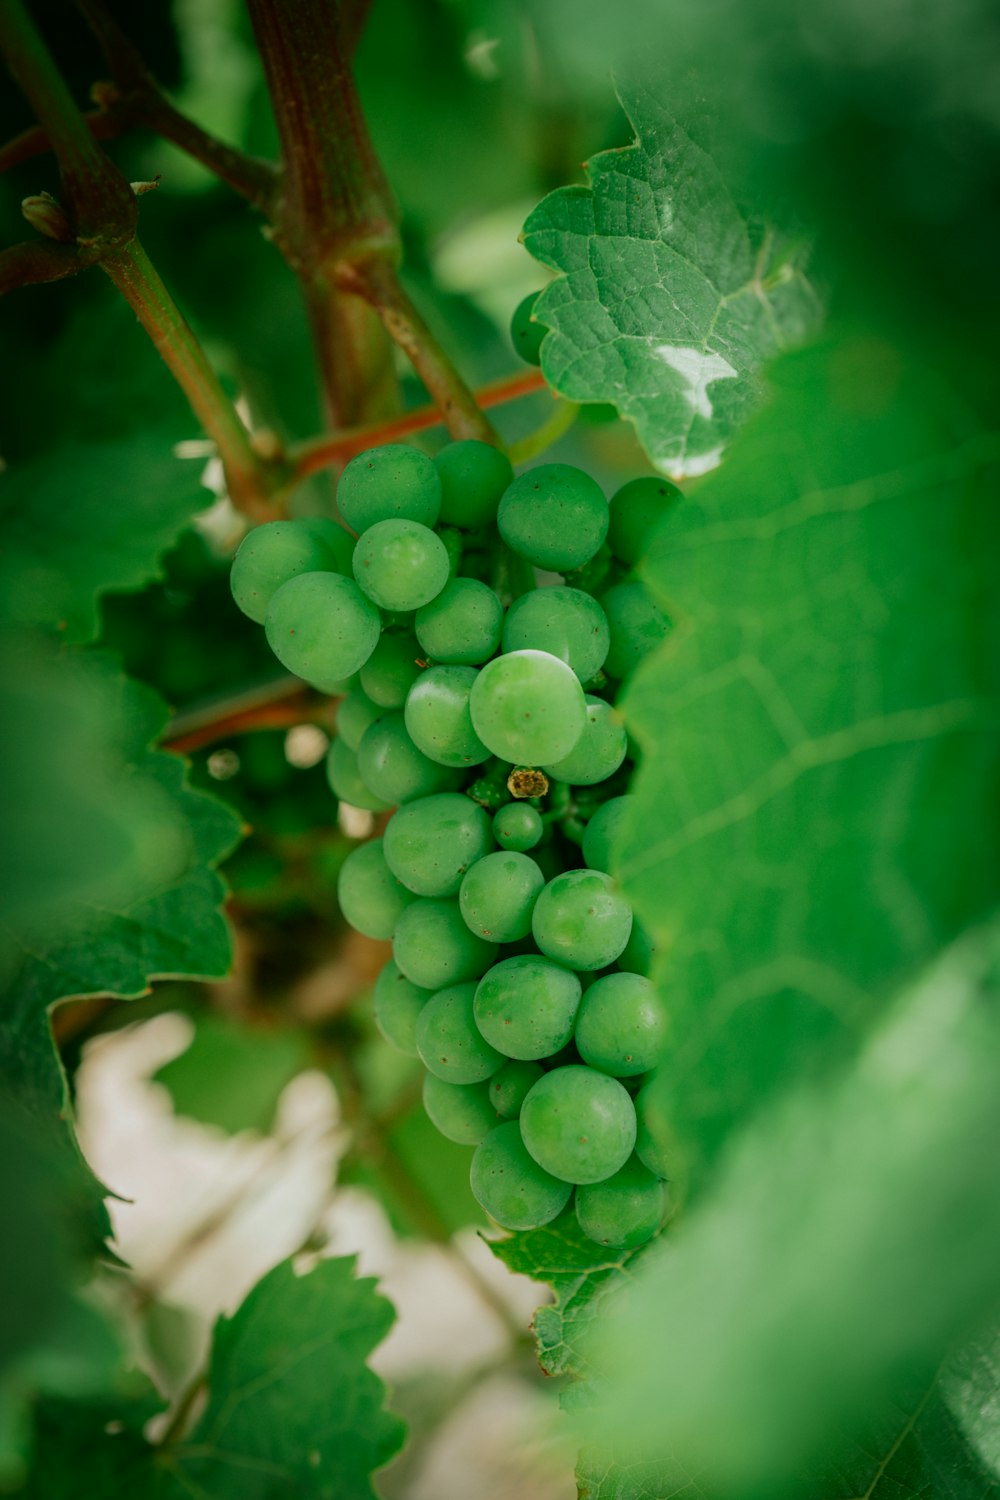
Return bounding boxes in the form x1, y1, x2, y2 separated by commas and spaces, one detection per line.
100, 239, 285, 520
507, 397, 580, 466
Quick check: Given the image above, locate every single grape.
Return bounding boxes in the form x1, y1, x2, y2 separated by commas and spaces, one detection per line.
337, 444, 441, 533
392, 898, 494, 989
502, 587, 610, 683
231, 519, 342, 624
469, 650, 586, 766
422, 1073, 500, 1145
575, 972, 667, 1076
634, 1080, 674, 1179
353, 519, 450, 612
510, 292, 546, 367
336, 686, 382, 752
326, 736, 391, 813
470, 1121, 572, 1230
458, 851, 544, 943
575, 1155, 666, 1248
607, 476, 681, 566
492, 802, 544, 852
264, 572, 380, 686
435, 440, 514, 528
497, 465, 608, 573
296, 515, 356, 574
473, 954, 581, 1059
383, 792, 494, 897
489, 1059, 544, 1119
415, 981, 505, 1084
414, 578, 503, 666
336, 837, 415, 940
359, 631, 423, 708
541, 696, 628, 786
601, 579, 669, 679
520, 1065, 637, 1184
532, 869, 632, 970
404, 666, 491, 768
357, 713, 462, 805
373, 960, 431, 1055
617, 914, 657, 976
582, 795, 634, 873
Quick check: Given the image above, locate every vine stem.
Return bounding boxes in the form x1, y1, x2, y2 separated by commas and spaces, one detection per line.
289, 368, 548, 481
101, 239, 285, 520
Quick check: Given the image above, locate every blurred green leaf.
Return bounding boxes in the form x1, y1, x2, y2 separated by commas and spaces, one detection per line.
524, 83, 823, 476
0, 434, 209, 645
620, 331, 1000, 1182
154, 1014, 310, 1135
20, 1257, 405, 1500
589, 918, 1000, 1492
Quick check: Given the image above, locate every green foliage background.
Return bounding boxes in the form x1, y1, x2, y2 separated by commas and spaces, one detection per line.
0, 0, 997, 1496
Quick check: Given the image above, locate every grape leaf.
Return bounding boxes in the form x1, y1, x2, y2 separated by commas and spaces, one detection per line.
587, 919, 1000, 1493
620, 331, 1000, 1182
523, 81, 823, 477
0, 432, 210, 644
20, 1257, 405, 1499
0, 646, 242, 1233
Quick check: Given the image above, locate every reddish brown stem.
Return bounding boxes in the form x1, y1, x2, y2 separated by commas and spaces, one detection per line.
0, 235, 92, 293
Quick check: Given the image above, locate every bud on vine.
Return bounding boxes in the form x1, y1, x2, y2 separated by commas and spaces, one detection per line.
21, 192, 72, 242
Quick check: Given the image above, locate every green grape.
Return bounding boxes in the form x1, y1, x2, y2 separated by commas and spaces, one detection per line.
501, 587, 610, 683
353, 519, 450, 612
337, 444, 442, 533
473, 954, 581, 1059
325, 736, 391, 813
297, 515, 356, 574
356, 712, 462, 805
520, 1065, 636, 1184
492, 802, 544, 852
563, 542, 613, 597
601, 579, 670, 679
582, 795, 634, 873
575, 1155, 666, 1248
415, 981, 505, 1083
336, 686, 382, 752
422, 1073, 500, 1145
575, 972, 667, 1076
414, 578, 503, 666
230, 519, 342, 624
532, 868, 632, 970
541, 696, 628, 786
359, 631, 423, 708
470, 1121, 572, 1231
264, 572, 380, 686
373, 960, 431, 1055
497, 465, 608, 573
469, 650, 587, 765
509, 292, 546, 367
393, 898, 494, 989
608, 476, 681, 566
618, 914, 657, 976
336, 837, 415, 940
383, 792, 494, 897
634, 1080, 674, 1179
489, 1059, 544, 1119
435, 440, 514, 528
459, 851, 544, 943
403, 666, 491, 768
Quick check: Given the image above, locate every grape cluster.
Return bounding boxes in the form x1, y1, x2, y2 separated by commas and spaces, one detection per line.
230, 440, 677, 1249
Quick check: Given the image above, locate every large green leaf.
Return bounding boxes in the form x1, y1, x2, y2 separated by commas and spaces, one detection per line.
20, 1257, 405, 1499
586, 919, 1000, 1494
523, 82, 823, 477
620, 331, 1000, 1182
0, 433, 209, 645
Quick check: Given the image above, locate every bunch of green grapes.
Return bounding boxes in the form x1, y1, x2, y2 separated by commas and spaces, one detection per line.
231, 434, 678, 1249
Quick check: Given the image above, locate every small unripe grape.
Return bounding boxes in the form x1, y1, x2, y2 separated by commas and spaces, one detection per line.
498, 465, 608, 573
265, 572, 380, 687
582, 795, 634, 874
336, 838, 415, 940
575, 1156, 666, 1248
634, 1079, 674, 1179
459, 851, 545, 943
489, 1059, 545, 1119
393, 898, 494, 990
404, 666, 492, 768
492, 802, 544, 852
474, 954, 581, 1059
510, 292, 546, 367
520, 1065, 637, 1184
575, 972, 667, 1076
470, 650, 587, 766
415, 981, 505, 1083
541, 696, 628, 787
353, 519, 450, 612
435, 440, 514, 528
414, 578, 503, 666
470, 1121, 572, 1230
231, 519, 344, 623
357, 713, 462, 805
360, 631, 423, 708
607, 476, 681, 566
422, 1073, 500, 1144
502, 587, 610, 683
618, 914, 658, 976
532, 868, 632, 970
326, 736, 391, 813
337, 444, 441, 532
336, 687, 381, 752
601, 579, 670, 679
383, 792, 494, 897
373, 960, 430, 1055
